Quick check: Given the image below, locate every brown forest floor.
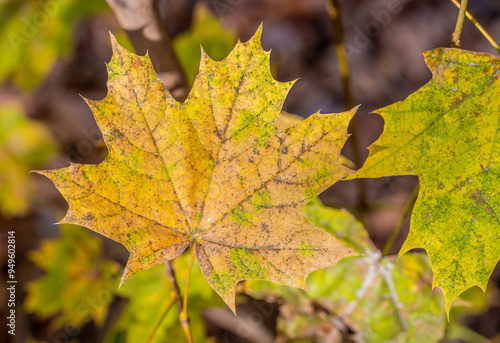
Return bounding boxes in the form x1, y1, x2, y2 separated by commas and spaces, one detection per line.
1, 0, 500, 342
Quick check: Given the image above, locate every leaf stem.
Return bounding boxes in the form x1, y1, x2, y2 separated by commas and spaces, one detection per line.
451, 0, 469, 48
382, 183, 419, 256
179, 247, 196, 343
165, 253, 196, 343
328, 0, 368, 210
449, 0, 500, 54
145, 292, 177, 343
182, 247, 196, 316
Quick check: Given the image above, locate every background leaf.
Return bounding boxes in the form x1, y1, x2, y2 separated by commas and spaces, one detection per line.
25, 225, 120, 328
105, 250, 224, 343
246, 200, 447, 342
350, 48, 500, 313
0, 103, 56, 216
173, 2, 237, 85
0, 0, 108, 90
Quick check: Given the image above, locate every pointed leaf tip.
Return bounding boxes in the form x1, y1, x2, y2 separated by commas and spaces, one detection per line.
108, 31, 120, 51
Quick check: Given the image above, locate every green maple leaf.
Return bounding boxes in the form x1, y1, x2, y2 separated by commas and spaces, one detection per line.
305, 200, 446, 342
349, 48, 500, 313
37, 27, 357, 312
25, 225, 119, 328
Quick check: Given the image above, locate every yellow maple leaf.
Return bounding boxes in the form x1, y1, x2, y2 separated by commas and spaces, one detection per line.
37, 27, 357, 312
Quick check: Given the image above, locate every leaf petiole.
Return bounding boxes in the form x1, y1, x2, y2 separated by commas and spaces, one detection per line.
382, 183, 419, 256
179, 247, 196, 343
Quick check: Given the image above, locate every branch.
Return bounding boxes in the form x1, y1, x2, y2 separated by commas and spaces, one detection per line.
449, 0, 500, 54
164, 261, 184, 311
328, 0, 368, 210
106, 0, 190, 100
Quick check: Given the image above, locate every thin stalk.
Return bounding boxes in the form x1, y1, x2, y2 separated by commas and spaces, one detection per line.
145, 292, 177, 343
329, 0, 368, 210
179, 248, 196, 343
451, 0, 469, 48
382, 183, 419, 256
449, 0, 500, 54
329, 0, 354, 109
165, 261, 184, 311
182, 247, 196, 316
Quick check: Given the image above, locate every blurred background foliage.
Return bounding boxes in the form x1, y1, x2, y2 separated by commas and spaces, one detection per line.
173, 4, 237, 85
0, 102, 56, 217
1, 0, 500, 342
0, 0, 109, 90
25, 225, 120, 329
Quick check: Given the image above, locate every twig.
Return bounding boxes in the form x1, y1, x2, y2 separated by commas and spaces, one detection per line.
329, 0, 354, 109
164, 261, 184, 311
145, 292, 177, 343
106, 0, 190, 100
328, 0, 368, 210
449, 0, 500, 54
164, 258, 193, 343
451, 0, 469, 48
382, 183, 419, 256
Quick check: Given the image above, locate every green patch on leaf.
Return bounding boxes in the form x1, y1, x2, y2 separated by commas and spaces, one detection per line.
251, 190, 272, 212
231, 206, 253, 226
298, 241, 315, 257
230, 248, 270, 279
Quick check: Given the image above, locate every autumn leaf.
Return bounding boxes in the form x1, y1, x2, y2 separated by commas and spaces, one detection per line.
37, 27, 357, 312
246, 200, 446, 342
305, 200, 445, 342
349, 48, 500, 313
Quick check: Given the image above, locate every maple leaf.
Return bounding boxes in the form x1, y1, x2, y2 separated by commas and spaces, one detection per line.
246, 200, 446, 342
305, 200, 445, 342
37, 27, 357, 311
25, 225, 119, 328
349, 48, 500, 313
